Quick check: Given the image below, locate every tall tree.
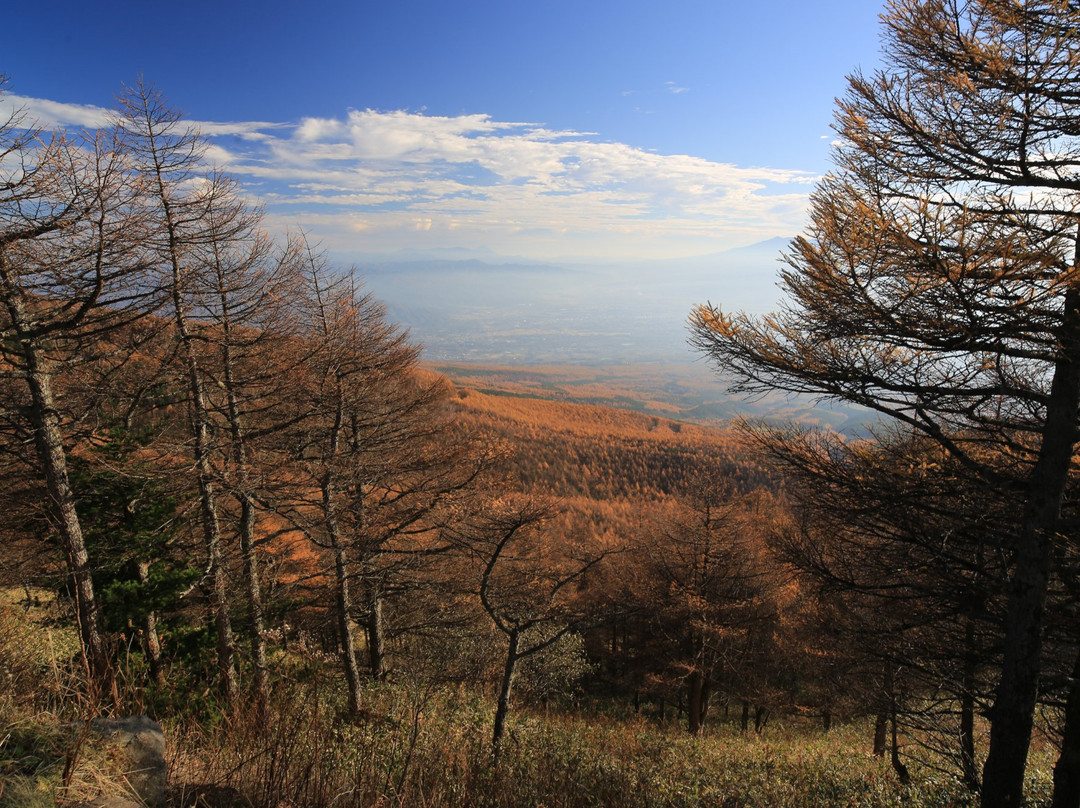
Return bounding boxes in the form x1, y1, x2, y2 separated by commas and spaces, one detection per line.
282, 249, 483, 713
633, 487, 781, 735
759, 426, 1011, 789
690, 2, 1080, 805
116, 81, 254, 708
285, 256, 418, 717
194, 223, 309, 712
0, 81, 157, 702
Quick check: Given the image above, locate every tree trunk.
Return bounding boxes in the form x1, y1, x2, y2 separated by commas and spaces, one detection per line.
237, 492, 268, 712
982, 279, 1080, 808
333, 543, 364, 719
492, 630, 520, 758
687, 669, 706, 735
24, 356, 117, 705
161, 234, 238, 709
219, 309, 268, 711
185, 387, 237, 710
135, 561, 164, 686
132, 91, 240, 710
323, 467, 365, 720
873, 711, 888, 757
740, 699, 750, 735
1051, 643, 1080, 808
365, 581, 385, 680
891, 691, 910, 784
609, 620, 618, 674
201, 477, 238, 710
960, 621, 980, 792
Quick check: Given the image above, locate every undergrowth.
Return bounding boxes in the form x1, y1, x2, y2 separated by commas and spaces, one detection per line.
0, 592, 1055, 807
164, 682, 989, 808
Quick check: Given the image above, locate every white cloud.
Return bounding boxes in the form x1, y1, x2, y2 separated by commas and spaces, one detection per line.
3, 93, 817, 261
665, 82, 690, 94
190, 119, 284, 139
1, 95, 113, 130
224, 109, 819, 259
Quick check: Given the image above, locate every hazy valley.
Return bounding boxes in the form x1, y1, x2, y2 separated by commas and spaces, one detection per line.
353, 238, 789, 365
356, 239, 874, 435
431, 360, 870, 435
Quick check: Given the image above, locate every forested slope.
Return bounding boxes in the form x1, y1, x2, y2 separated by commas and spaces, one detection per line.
450, 386, 773, 502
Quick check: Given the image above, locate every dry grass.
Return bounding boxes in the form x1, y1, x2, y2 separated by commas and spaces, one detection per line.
0, 592, 1056, 807
162, 680, 1004, 808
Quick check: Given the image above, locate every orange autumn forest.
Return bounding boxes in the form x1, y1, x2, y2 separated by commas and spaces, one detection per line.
5, 3, 1080, 808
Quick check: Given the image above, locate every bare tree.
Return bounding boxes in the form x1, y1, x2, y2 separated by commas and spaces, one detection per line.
286, 256, 407, 717
0, 80, 158, 702
280, 248, 474, 716
116, 81, 255, 708
181, 220, 309, 711
453, 498, 610, 757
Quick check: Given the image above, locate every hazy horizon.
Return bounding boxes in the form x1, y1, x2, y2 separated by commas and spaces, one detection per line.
356, 236, 791, 365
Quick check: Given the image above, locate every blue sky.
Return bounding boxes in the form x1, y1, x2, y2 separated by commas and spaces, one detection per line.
5, 0, 884, 263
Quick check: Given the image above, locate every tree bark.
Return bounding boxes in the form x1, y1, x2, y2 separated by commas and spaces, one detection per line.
687, 669, 706, 735
873, 711, 888, 757
961, 621, 980, 792
215, 243, 277, 714
365, 582, 385, 680
322, 451, 365, 719
983, 280, 1080, 808
237, 492, 268, 712
25, 354, 116, 705
891, 691, 910, 784
123, 84, 240, 709
1052, 643, 1080, 808
333, 541, 364, 719
492, 630, 520, 758
135, 561, 164, 685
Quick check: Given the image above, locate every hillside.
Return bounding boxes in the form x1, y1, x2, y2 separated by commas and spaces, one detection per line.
433, 360, 870, 435
448, 380, 774, 502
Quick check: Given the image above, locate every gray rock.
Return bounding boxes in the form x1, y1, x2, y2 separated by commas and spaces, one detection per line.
73, 798, 143, 808
84, 715, 167, 808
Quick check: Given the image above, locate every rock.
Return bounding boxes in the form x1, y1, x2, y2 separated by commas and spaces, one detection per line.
73, 798, 143, 808
82, 715, 167, 808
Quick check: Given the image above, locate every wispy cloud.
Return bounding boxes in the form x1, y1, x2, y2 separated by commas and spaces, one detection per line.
5, 94, 816, 261
664, 81, 690, 95
2, 95, 114, 130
